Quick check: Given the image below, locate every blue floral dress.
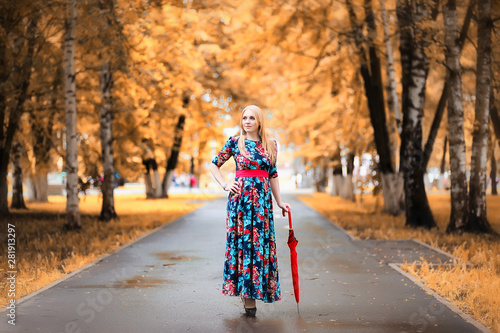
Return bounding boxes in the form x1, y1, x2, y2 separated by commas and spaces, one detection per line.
212, 136, 281, 303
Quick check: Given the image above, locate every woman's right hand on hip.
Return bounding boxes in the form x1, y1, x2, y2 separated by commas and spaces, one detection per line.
225, 181, 240, 195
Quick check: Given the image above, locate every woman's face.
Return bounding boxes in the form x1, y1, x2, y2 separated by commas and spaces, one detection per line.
242, 109, 259, 135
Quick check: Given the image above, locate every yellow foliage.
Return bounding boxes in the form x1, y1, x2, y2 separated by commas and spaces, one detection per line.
300, 192, 500, 332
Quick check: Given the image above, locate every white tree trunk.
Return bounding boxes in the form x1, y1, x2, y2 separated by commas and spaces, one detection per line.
99, 61, 117, 221
397, 0, 436, 228
331, 151, 343, 196
315, 161, 328, 192
340, 174, 355, 202
423, 173, 432, 190
64, 0, 80, 229
467, 0, 493, 233
340, 153, 355, 201
443, 0, 468, 231
437, 174, 444, 190
30, 172, 49, 202
163, 170, 174, 196
331, 174, 343, 196
145, 173, 154, 198
380, 0, 401, 137
10, 142, 27, 209
381, 173, 404, 215
153, 169, 162, 197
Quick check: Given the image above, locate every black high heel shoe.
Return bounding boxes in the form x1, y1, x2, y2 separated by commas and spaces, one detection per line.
242, 298, 257, 317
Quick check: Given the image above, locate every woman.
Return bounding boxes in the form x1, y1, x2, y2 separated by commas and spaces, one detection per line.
209, 105, 291, 317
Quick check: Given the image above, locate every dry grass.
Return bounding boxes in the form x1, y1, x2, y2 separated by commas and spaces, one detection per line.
0, 192, 219, 308
299, 192, 500, 332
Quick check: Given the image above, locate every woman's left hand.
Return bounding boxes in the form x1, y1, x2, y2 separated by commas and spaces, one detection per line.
278, 202, 291, 216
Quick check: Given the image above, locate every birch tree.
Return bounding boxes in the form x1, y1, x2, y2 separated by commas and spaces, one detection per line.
340, 152, 355, 201
331, 148, 342, 196
162, 113, 186, 198
28, 59, 63, 203
466, 0, 494, 233
95, 0, 129, 221
443, 0, 469, 232
64, 0, 81, 229
99, 60, 117, 221
379, 0, 401, 137
422, 0, 474, 171
0, 4, 38, 216
379, 2, 404, 212
346, 0, 403, 215
397, 0, 436, 229
438, 136, 447, 190
10, 142, 27, 209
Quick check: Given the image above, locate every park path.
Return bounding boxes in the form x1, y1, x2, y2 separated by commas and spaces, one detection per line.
1, 192, 488, 333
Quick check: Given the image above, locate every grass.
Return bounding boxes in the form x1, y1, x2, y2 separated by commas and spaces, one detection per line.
0, 192, 220, 308
299, 192, 500, 333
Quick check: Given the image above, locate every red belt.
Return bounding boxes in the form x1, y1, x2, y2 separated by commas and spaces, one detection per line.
235, 170, 269, 178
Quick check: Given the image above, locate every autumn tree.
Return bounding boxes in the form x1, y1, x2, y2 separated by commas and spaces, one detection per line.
443, 0, 469, 232
466, 0, 494, 233
0, 1, 39, 216
124, 2, 239, 198
379, 0, 401, 138
224, 1, 378, 200
63, 0, 80, 229
92, 0, 133, 221
162, 112, 186, 197
397, 0, 436, 228
10, 142, 27, 209
422, 0, 474, 173
27, 60, 64, 203
98, 60, 117, 221
342, 0, 404, 214
12, 13, 66, 205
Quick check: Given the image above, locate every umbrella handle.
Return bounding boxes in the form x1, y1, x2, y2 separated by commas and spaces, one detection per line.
282, 207, 292, 229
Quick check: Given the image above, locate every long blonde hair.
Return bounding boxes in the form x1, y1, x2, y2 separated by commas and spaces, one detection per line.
238, 105, 277, 164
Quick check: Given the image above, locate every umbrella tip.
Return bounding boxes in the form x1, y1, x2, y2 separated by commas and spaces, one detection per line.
297, 303, 300, 315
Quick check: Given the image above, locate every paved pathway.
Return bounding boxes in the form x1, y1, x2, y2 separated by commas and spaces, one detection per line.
1, 193, 488, 332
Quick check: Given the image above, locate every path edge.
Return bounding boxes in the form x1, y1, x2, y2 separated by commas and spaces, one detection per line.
0, 201, 207, 312
388, 263, 491, 333
297, 195, 490, 332
331, 217, 488, 332
410, 239, 459, 261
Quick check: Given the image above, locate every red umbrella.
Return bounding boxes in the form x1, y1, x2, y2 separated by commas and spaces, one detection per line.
283, 208, 299, 311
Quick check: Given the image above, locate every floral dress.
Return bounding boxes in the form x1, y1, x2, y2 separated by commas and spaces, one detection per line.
212, 136, 281, 303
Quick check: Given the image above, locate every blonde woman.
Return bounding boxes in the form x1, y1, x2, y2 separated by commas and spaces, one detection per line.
209, 105, 291, 316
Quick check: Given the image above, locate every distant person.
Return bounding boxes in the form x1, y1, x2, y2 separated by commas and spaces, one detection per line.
209, 105, 291, 317
189, 175, 197, 188
296, 173, 302, 188
141, 138, 158, 188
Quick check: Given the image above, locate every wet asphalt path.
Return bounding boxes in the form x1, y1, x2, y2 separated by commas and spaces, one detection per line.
1, 193, 487, 333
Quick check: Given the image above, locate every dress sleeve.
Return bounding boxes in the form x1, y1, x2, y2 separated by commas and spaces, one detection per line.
269, 140, 278, 179
212, 137, 235, 168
